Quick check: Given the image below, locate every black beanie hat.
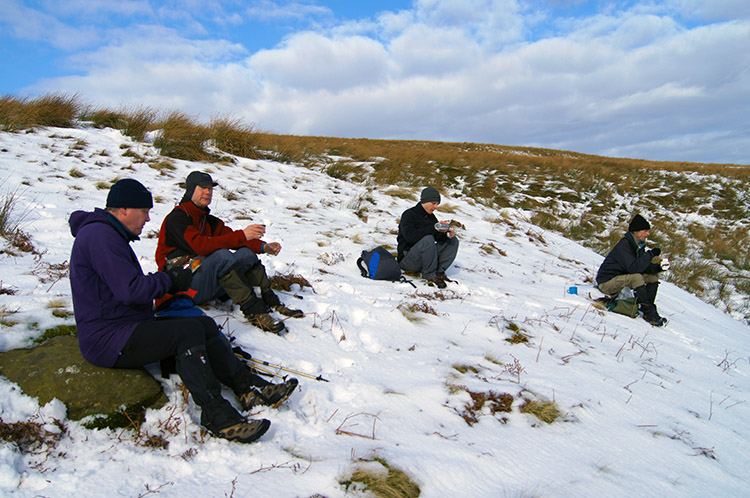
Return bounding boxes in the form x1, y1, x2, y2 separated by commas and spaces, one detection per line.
106, 179, 153, 208
420, 187, 441, 204
181, 171, 218, 204
628, 214, 651, 232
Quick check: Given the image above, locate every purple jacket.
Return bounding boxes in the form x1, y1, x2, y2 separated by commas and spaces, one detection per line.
69, 208, 171, 367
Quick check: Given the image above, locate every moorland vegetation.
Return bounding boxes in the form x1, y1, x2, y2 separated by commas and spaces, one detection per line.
2, 93, 749, 323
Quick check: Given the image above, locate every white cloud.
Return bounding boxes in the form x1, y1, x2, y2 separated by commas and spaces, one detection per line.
0, 0, 100, 50
388, 24, 483, 77
414, 0, 526, 44
249, 32, 389, 91
668, 0, 750, 21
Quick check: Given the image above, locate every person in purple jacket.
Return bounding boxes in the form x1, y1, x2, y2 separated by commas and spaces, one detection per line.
68, 179, 297, 444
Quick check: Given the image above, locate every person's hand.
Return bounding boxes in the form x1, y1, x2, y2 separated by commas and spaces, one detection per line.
660, 258, 671, 271
264, 241, 281, 256
165, 266, 193, 293
448, 229, 455, 238
243, 224, 266, 240
650, 247, 661, 257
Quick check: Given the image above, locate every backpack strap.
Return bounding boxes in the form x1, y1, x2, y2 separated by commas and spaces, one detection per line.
357, 257, 369, 278
400, 276, 417, 288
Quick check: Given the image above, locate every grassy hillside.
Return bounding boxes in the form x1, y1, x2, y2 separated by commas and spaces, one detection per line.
2, 93, 749, 322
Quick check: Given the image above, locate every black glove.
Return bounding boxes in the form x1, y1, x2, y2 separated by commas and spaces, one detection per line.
649, 247, 661, 257
165, 266, 193, 294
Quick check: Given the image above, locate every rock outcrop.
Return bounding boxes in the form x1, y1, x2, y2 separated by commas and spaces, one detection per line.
0, 335, 167, 422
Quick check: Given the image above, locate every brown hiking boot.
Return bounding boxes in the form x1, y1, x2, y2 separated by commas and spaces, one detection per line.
274, 304, 304, 318
239, 378, 299, 411
247, 313, 285, 334
217, 418, 270, 443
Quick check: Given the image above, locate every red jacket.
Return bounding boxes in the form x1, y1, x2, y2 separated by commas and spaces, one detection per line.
155, 201, 264, 270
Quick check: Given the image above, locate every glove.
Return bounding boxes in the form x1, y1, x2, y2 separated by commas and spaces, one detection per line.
165, 266, 193, 293
660, 258, 671, 271
650, 247, 661, 257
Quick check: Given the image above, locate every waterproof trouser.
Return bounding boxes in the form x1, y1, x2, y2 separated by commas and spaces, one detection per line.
245, 262, 281, 307
597, 273, 659, 298
219, 267, 268, 316
399, 235, 459, 280
190, 247, 259, 305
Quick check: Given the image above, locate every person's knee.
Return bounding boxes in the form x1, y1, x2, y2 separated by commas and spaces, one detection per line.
644, 273, 659, 284
598, 277, 624, 296
235, 246, 259, 264
196, 315, 220, 339
177, 319, 210, 353
209, 249, 235, 264
631, 274, 646, 288
416, 234, 437, 246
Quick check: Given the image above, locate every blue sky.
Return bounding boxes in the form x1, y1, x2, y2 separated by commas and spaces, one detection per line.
1, 0, 749, 164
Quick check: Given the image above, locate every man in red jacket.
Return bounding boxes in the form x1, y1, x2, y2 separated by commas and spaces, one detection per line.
156, 171, 302, 333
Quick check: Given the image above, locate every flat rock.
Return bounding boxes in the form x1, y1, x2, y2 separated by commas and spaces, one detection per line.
0, 335, 167, 421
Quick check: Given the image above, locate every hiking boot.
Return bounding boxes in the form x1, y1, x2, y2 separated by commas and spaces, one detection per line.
641, 306, 667, 327
427, 277, 447, 289
239, 378, 299, 410
274, 304, 304, 318
634, 284, 666, 327
247, 313, 285, 334
217, 418, 271, 444
436, 272, 453, 284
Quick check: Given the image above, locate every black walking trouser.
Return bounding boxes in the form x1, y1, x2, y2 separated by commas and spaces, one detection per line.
115, 315, 228, 375
114, 315, 267, 431
114, 315, 267, 392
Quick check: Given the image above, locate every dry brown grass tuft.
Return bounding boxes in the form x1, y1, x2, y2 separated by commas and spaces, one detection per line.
342, 457, 421, 498
0, 93, 80, 131
269, 272, 313, 292
209, 116, 261, 159
0, 418, 66, 453
154, 111, 211, 162
520, 398, 561, 424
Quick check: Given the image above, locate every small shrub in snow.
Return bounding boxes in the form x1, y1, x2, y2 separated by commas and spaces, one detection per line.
520, 399, 561, 424
341, 457, 420, 498
0, 418, 66, 454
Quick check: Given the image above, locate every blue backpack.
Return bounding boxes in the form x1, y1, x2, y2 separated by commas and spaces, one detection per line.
357, 246, 402, 281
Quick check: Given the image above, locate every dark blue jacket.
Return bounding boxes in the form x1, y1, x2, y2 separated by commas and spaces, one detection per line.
596, 232, 661, 285
69, 208, 171, 367
397, 203, 448, 261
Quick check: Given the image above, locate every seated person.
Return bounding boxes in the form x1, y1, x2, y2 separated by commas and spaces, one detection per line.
69, 178, 297, 444
596, 214, 668, 326
397, 187, 459, 289
156, 171, 302, 334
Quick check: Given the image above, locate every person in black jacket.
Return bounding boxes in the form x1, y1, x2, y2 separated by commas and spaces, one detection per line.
596, 214, 668, 326
397, 187, 459, 289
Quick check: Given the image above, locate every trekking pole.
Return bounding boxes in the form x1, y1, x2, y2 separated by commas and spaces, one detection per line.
246, 357, 330, 383
245, 360, 285, 380
232, 347, 329, 382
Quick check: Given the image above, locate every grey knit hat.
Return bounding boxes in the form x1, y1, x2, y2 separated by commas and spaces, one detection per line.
420, 187, 441, 204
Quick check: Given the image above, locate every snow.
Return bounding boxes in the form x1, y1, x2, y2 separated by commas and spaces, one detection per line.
0, 126, 748, 497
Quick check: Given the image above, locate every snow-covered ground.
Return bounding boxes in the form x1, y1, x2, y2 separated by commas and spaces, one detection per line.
0, 126, 748, 497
